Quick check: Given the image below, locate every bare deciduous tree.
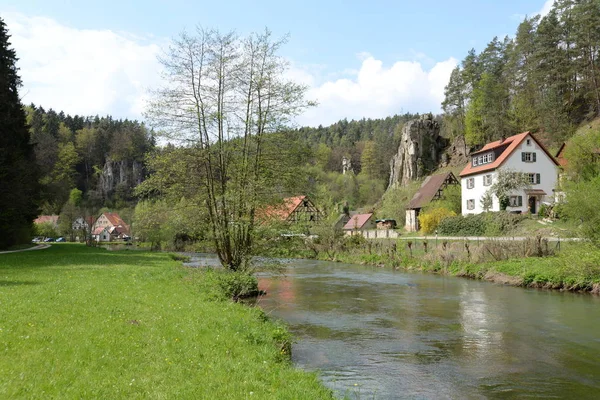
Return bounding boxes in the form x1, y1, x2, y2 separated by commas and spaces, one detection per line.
146, 28, 313, 270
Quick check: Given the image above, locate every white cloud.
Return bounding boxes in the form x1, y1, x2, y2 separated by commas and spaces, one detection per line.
4, 12, 457, 128
296, 55, 458, 127
539, 0, 555, 17
4, 12, 162, 120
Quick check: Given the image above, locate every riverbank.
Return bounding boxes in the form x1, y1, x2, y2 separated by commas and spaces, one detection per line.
326, 240, 600, 294
0, 244, 333, 399
262, 235, 600, 294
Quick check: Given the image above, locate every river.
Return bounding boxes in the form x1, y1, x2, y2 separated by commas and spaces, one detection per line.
256, 259, 600, 399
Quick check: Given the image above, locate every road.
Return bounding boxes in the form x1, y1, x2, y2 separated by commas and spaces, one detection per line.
0, 244, 50, 254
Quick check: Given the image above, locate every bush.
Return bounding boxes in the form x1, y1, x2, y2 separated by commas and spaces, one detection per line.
437, 212, 526, 236
215, 271, 259, 300
418, 207, 456, 234
438, 214, 486, 236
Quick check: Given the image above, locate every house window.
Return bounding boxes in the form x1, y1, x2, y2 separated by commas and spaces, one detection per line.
528, 173, 541, 184
472, 152, 494, 167
509, 196, 523, 207
522, 152, 536, 162
467, 199, 475, 210
483, 174, 493, 186
526, 139, 531, 145
466, 177, 474, 189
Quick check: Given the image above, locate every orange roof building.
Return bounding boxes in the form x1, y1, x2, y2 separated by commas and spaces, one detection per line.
92, 212, 130, 235
460, 132, 559, 215
259, 196, 321, 223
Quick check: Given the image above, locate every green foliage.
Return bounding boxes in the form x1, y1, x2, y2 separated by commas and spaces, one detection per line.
69, 188, 83, 207
431, 184, 462, 214
437, 212, 526, 236
0, 18, 40, 249
562, 175, 600, 245
488, 168, 531, 210
34, 221, 58, 238
377, 180, 422, 225
563, 125, 600, 181
214, 271, 259, 300
443, 1, 600, 146
24, 105, 154, 214
418, 206, 456, 234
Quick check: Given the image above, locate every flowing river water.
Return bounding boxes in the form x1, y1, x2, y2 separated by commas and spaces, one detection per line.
254, 259, 600, 399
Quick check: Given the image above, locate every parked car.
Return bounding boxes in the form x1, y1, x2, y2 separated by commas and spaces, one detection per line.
56, 237, 66, 242
32, 237, 42, 243
43, 237, 55, 242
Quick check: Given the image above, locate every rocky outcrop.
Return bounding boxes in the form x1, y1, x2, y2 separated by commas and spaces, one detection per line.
388, 114, 447, 188
98, 158, 144, 198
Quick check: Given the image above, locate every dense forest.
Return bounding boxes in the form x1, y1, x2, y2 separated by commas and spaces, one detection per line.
25, 105, 155, 214
443, 0, 600, 147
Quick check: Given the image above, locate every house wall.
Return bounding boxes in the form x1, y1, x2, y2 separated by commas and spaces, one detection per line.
462, 135, 558, 215
405, 209, 419, 232
461, 171, 499, 214
93, 215, 111, 231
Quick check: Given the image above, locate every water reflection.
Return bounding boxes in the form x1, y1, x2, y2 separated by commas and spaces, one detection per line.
255, 259, 600, 399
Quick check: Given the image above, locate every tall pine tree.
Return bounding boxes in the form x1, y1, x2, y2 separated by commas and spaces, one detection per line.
0, 17, 39, 249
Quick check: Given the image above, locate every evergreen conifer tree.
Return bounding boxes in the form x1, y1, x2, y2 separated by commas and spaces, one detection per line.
0, 18, 39, 249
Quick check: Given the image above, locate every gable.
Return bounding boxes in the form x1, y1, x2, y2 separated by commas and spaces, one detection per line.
407, 172, 459, 210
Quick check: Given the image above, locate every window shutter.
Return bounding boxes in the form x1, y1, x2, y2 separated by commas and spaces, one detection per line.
533, 153, 537, 162
518, 196, 523, 207
522, 152, 526, 162
536, 173, 540, 184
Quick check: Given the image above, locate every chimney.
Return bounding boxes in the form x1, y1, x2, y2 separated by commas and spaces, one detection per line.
499, 135, 505, 144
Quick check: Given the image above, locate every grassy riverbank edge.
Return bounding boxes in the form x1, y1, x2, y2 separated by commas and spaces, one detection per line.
317, 242, 600, 295
0, 244, 334, 399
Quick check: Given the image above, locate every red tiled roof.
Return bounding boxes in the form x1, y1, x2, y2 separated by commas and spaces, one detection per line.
343, 213, 373, 230
460, 132, 559, 177
111, 225, 130, 236
103, 212, 127, 227
34, 215, 59, 225
93, 226, 107, 235
260, 196, 307, 221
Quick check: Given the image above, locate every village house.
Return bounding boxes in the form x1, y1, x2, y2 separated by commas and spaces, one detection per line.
92, 212, 130, 242
260, 195, 321, 223
34, 215, 60, 228
460, 132, 559, 215
405, 172, 459, 232
342, 213, 376, 234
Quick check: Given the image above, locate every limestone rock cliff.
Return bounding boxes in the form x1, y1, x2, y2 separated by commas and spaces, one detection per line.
388, 114, 447, 188
98, 158, 144, 198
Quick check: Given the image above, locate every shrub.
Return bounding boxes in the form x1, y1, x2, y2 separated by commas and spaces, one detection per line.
216, 271, 259, 300
418, 207, 456, 234
201, 270, 259, 301
437, 212, 526, 236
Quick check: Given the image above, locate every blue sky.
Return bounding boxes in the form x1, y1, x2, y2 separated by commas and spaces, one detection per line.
1, 0, 554, 126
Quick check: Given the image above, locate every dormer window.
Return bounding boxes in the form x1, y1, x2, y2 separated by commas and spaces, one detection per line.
471, 152, 494, 167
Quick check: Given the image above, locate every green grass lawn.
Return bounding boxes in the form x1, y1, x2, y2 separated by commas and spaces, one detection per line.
0, 244, 332, 399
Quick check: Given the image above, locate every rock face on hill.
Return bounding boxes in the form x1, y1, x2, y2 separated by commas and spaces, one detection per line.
388, 114, 447, 188
98, 159, 144, 199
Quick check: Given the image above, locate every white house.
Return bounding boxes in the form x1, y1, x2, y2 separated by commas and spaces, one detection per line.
460, 132, 559, 215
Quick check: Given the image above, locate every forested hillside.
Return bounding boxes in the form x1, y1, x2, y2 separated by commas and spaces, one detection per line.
287, 113, 425, 210
25, 105, 155, 214
442, 0, 600, 148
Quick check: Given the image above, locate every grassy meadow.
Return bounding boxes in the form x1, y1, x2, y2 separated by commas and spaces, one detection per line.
0, 244, 332, 399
